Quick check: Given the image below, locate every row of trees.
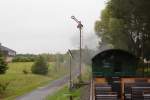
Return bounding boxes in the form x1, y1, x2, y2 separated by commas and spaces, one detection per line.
95, 0, 150, 59
13, 53, 66, 62
12, 54, 37, 62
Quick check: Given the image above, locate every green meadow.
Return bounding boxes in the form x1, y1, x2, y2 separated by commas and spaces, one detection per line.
0, 62, 68, 100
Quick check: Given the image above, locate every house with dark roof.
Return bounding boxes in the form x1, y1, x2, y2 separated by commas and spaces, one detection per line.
0, 43, 16, 62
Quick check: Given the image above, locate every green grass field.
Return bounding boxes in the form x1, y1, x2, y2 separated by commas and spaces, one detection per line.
46, 85, 81, 100
0, 62, 69, 100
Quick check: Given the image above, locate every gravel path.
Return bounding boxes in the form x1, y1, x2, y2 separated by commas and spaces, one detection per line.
16, 70, 79, 100
80, 84, 90, 100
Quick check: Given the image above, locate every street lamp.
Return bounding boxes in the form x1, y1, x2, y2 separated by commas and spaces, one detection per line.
71, 16, 83, 82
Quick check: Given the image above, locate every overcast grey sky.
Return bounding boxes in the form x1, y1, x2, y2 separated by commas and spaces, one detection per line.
0, 0, 106, 54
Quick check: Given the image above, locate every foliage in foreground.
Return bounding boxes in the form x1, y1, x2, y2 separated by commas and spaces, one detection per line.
31, 55, 49, 75
0, 52, 7, 74
0, 79, 10, 93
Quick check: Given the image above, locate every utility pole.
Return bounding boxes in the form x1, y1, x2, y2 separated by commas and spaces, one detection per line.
68, 49, 73, 100
71, 16, 83, 82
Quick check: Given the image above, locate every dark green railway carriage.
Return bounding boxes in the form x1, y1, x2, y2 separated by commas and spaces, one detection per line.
92, 49, 138, 77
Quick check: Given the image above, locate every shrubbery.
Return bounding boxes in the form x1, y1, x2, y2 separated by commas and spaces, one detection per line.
31, 55, 49, 75
0, 52, 7, 74
0, 80, 10, 93
22, 69, 29, 74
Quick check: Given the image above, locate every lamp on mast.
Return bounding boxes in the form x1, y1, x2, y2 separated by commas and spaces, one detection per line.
71, 16, 83, 82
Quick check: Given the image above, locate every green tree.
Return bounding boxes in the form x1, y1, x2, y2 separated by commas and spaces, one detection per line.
0, 52, 7, 74
31, 55, 48, 75
95, 7, 131, 51
95, 0, 150, 58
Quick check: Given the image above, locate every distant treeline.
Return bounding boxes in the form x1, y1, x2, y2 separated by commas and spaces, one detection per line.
13, 48, 94, 66
12, 53, 66, 62
12, 54, 37, 62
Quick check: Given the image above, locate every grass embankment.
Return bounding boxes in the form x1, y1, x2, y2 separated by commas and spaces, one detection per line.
46, 86, 81, 100
0, 62, 69, 100
46, 64, 91, 100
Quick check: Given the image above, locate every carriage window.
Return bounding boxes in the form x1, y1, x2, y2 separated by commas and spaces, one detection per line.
114, 62, 122, 72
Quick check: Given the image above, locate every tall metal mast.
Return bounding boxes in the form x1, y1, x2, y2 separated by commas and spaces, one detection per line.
71, 16, 83, 82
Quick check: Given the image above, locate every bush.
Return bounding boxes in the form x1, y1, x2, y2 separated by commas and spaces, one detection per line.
22, 69, 29, 74
31, 55, 48, 75
0, 81, 10, 93
0, 52, 7, 74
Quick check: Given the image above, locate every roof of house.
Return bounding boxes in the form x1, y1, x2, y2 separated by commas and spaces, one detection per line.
0, 45, 16, 53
